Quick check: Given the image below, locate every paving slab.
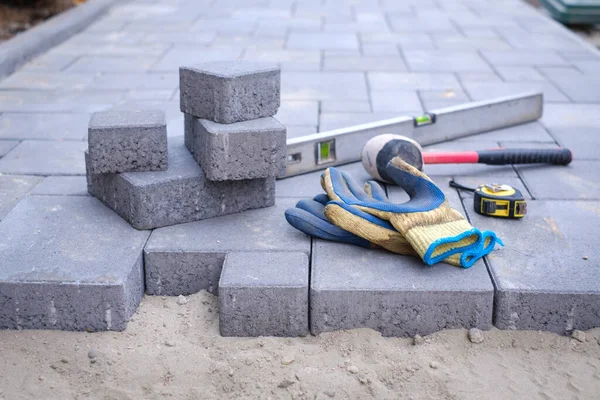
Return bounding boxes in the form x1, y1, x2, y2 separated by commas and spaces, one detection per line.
310, 240, 494, 337
402, 50, 493, 72
323, 56, 407, 72
448, 122, 555, 143
319, 112, 399, 132
281, 72, 368, 101
0, 140, 19, 157
150, 46, 243, 72
87, 109, 168, 174
368, 72, 461, 92
480, 50, 570, 67
461, 81, 569, 103
0, 113, 89, 141
546, 127, 600, 160
0, 175, 42, 220
144, 198, 310, 296
185, 116, 286, 181
30, 176, 89, 196
0, 196, 149, 331
370, 91, 422, 113
275, 100, 319, 127
219, 252, 309, 337
65, 56, 159, 73
542, 71, 600, 103
87, 136, 275, 230
464, 200, 600, 334
517, 161, 600, 200
0, 141, 87, 176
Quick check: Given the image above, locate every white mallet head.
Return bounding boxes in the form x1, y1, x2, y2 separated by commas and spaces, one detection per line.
361, 134, 424, 183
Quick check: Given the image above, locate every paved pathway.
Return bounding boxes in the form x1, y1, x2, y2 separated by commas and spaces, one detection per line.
0, 0, 599, 334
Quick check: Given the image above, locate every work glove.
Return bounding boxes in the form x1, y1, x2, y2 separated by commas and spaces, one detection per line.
284, 185, 417, 256
321, 157, 502, 268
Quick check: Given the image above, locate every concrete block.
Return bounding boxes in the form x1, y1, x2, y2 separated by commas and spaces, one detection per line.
86, 136, 275, 230
0, 196, 149, 331
87, 109, 168, 174
0, 175, 42, 220
143, 198, 310, 295
179, 61, 280, 124
0, 140, 87, 176
517, 161, 600, 200
185, 116, 286, 181
30, 176, 88, 196
310, 240, 494, 337
219, 252, 309, 337
464, 200, 600, 334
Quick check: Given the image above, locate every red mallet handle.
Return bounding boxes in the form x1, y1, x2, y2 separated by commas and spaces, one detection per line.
423, 148, 573, 166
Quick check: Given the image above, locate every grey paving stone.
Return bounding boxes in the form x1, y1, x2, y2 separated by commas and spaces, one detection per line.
456, 71, 502, 83
0, 113, 89, 141
88, 73, 178, 91
323, 21, 389, 33
498, 32, 582, 51
65, 31, 146, 45
572, 60, 600, 74
461, 81, 569, 103
361, 43, 400, 57
323, 56, 407, 72
320, 99, 371, 114
125, 89, 175, 102
360, 33, 434, 48
546, 127, 600, 160
481, 51, 569, 67
422, 99, 472, 111
140, 32, 216, 45
219, 252, 309, 337
21, 53, 78, 72
53, 43, 169, 58
0, 175, 42, 220
30, 176, 89, 196
281, 72, 368, 101
0, 196, 149, 331
287, 32, 359, 50
419, 89, 470, 103
275, 100, 319, 127
285, 125, 317, 139
543, 72, 600, 103
422, 140, 517, 177
496, 67, 546, 82
368, 72, 461, 92
370, 91, 422, 113
243, 48, 321, 72
66, 56, 159, 73
541, 104, 600, 129
185, 117, 286, 181
190, 19, 257, 34
517, 161, 600, 200
143, 198, 310, 295
152, 46, 243, 72
464, 200, 600, 334
88, 109, 168, 174
319, 112, 399, 132
0, 140, 19, 157
403, 51, 493, 72
557, 50, 600, 61
0, 72, 96, 90
87, 136, 276, 230
388, 16, 458, 33
276, 162, 373, 199
310, 240, 494, 337
0, 141, 87, 176
180, 61, 280, 124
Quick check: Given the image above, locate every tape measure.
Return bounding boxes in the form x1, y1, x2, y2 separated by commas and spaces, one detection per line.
449, 180, 527, 219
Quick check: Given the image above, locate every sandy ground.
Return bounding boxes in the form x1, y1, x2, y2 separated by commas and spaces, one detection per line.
0, 292, 599, 400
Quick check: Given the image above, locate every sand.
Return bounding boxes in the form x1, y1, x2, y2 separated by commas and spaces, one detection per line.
0, 291, 599, 399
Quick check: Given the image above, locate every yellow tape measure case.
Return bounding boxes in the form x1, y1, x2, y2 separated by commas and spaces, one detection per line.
474, 184, 527, 218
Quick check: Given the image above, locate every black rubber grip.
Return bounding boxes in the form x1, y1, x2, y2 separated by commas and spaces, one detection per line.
476, 148, 572, 166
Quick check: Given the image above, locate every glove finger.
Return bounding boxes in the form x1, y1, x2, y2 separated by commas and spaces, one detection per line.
385, 157, 445, 205
339, 170, 375, 202
321, 168, 362, 204
284, 207, 372, 248
363, 180, 388, 202
313, 193, 330, 205
324, 202, 416, 256
296, 199, 328, 222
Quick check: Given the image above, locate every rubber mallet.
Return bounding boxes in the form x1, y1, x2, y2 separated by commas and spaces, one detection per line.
361, 134, 573, 183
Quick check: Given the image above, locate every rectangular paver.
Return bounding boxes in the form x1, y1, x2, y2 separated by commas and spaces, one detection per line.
368, 72, 461, 92
0, 175, 42, 220
403, 50, 493, 72
0, 196, 150, 331
30, 176, 89, 196
144, 198, 311, 295
517, 161, 600, 200
87, 136, 276, 230
464, 200, 600, 334
0, 140, 19, 157
281, 72, 368, 101
179, 61, 280, 124
0, 140, 87, 176
87, 109, 168, 174
0, 113, 90, 141
219, 252, 309, 337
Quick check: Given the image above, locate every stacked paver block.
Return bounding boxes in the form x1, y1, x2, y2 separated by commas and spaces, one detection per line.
87, 109, 168, 174
180, 60, 286, 181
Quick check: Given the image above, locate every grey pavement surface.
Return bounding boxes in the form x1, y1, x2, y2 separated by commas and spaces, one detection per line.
0, 0, 599, 334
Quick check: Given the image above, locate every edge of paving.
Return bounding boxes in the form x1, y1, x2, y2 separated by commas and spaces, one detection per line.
0, 0, 123, 79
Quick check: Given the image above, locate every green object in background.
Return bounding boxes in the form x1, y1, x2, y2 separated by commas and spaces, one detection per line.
539, 0, 600, 24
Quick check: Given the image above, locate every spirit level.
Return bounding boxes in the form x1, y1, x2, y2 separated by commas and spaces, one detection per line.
284, 91, 543, 177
